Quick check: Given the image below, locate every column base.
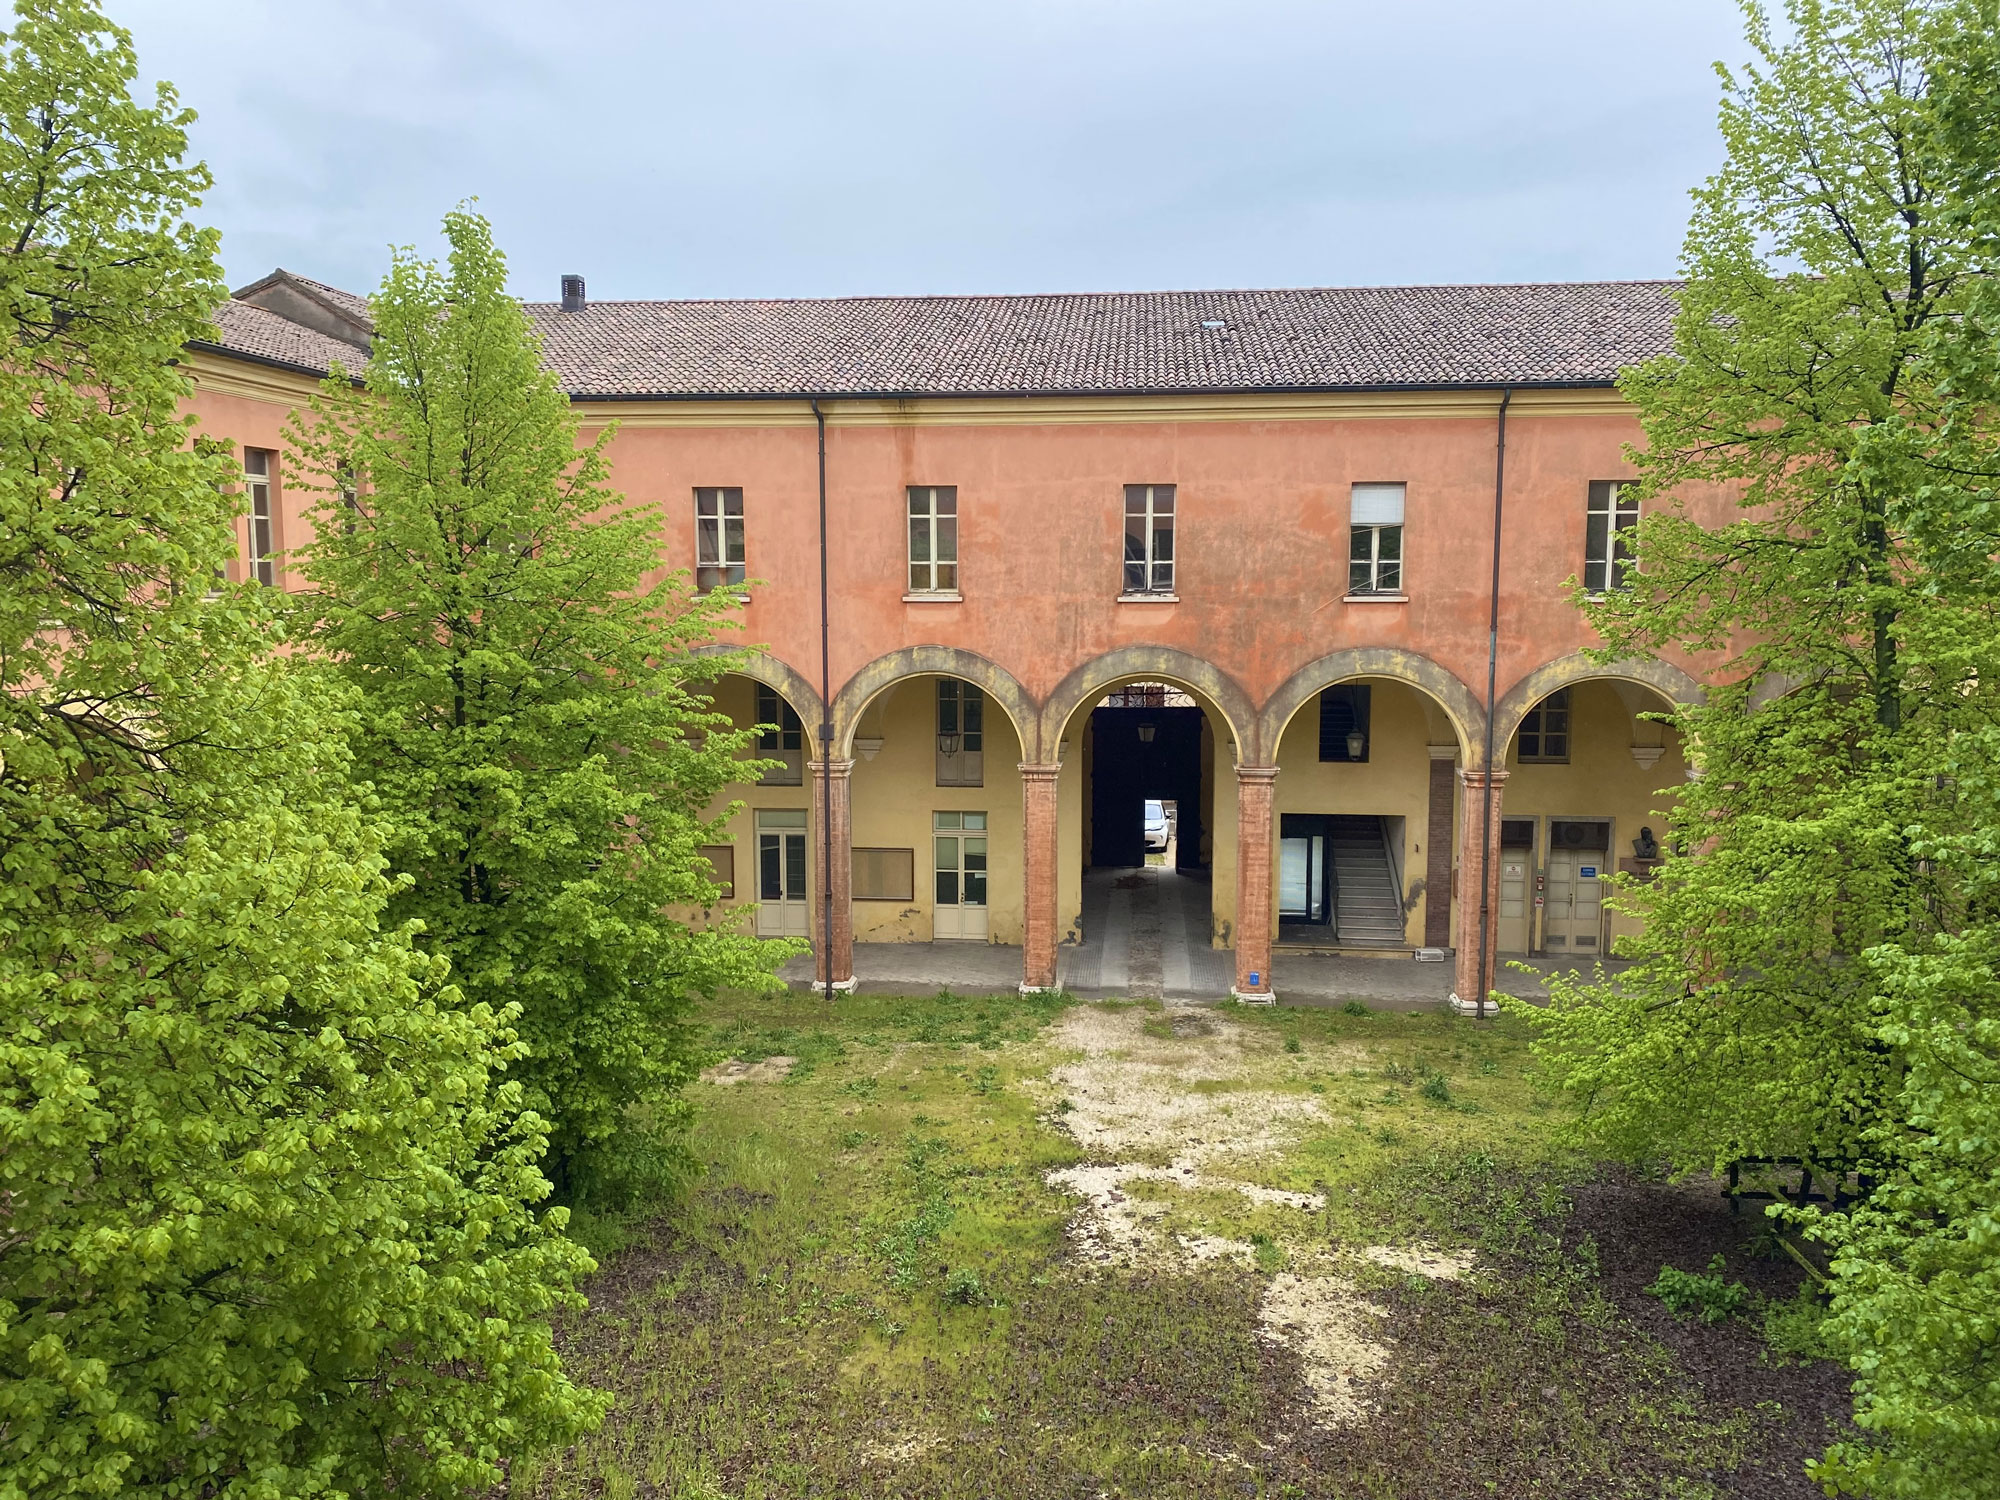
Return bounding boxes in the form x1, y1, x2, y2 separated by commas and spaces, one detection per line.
1019, 983, 1063, 996
1448, 991, 1496, 1018
807, 976, 858, 995
1231, 989, 1277, 1007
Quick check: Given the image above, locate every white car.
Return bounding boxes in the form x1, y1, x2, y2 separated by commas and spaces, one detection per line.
1143, 800, 1170, 851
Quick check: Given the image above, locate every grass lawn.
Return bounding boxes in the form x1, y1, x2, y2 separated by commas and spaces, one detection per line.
518, 989, 1848, 1500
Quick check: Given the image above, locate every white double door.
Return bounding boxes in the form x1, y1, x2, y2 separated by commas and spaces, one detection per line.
1542, 845, 1605, 953
755, 808, 809, 938
933, 810, 989, 941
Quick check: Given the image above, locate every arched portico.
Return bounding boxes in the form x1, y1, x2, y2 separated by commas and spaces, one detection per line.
1453, 653, 1701, 1012
1258, 647, 1482, 760
829, 648, 1040, 970
1039, 646, 1258, 765
691, 645, 827, 755
1246, 651, 1484, 1003
833, 645, 1037, 759
1492, 653, 1702, 754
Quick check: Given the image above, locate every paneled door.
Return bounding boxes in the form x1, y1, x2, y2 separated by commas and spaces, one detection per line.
755, 808, 809, 938
933, 811, 989, 941
1543, 844, 1606, 953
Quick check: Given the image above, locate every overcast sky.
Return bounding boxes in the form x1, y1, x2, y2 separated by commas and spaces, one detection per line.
116, 0, 1752, 304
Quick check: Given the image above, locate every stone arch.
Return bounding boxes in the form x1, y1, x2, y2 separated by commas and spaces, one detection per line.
690, 645, 826, 756
1492, 653, 1703, 756
833, 645, 1038, 759
1039, 646, 1258, 762
1257, 648, 1484, 762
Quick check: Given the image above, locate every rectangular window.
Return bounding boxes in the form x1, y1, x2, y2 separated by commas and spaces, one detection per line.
696, 487, 746, 592
1348, 483, 1405, 595
755, 684, 804, 785
853, 847, 915, 902
244, 448, 277, 586
1517, 688, 1571, 763
1318, 683, 1373, 762
908, 486, 959, 594
936, 680, 985, 787
698, 844, 736, 900
1585, 480, 1638, 593
1122, 484, 1175, 595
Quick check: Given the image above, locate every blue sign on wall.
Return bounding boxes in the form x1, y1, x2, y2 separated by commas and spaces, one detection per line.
1579, 866, 1598, 880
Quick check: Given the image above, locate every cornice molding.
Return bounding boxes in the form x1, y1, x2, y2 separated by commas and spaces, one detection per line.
570, 386, 1636, 431
183, 349, 328, 407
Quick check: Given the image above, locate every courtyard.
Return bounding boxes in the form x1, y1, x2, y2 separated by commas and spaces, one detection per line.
521, 988, 1846, 1500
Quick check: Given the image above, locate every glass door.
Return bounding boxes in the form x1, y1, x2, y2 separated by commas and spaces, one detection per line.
755, 808, 809, 938
933, 811, 989, 941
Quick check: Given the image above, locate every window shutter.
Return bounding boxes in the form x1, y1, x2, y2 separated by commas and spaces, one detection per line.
1351, 483, 1405, 525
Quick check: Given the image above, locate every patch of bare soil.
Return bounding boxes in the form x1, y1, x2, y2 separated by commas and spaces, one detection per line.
700, 1055, 796, 1085
1042, 1003, 1467, 1429
1565, 1170, 1854, 1498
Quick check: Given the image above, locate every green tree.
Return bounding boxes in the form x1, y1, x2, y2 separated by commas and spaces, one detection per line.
290, 209, 790, 1204
1521, 1, 2000, 1492
0, 3, 603, 1495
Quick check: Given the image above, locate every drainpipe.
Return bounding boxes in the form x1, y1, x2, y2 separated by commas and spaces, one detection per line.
812, 397, 833, 1006
1473, 388, 1513, 1020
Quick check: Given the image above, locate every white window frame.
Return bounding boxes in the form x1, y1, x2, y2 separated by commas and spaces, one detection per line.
1585, 481, 1639, 594
907, 486, 959, 596
1348, 482, 1405, 596
1122, 484, 1175, 597
243, 449, 278, 587
696, 487, 746, 593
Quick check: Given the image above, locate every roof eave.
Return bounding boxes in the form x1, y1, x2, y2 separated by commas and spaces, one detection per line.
560, 377, 1624, 403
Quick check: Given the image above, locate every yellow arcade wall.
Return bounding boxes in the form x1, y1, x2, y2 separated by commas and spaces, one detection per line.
1500, 679, 1687, 951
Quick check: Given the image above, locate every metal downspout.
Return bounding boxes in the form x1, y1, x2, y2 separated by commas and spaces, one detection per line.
1474, 388, 1514, 1020
811, 398, 833, 1005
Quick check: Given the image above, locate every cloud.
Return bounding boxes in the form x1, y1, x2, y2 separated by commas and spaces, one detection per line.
117, 0, 1748, 300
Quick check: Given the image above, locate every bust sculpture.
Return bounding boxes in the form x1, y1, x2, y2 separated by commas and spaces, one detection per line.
1633, 826, 1661, 861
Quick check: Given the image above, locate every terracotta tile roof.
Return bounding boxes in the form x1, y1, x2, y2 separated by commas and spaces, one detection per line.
200, 299, 367, 378
197, 278, 1681, 397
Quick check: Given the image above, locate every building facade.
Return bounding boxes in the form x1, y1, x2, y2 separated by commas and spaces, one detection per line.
188, 271, 1723, 1008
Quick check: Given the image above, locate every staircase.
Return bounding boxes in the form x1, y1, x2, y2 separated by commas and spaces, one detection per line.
1328, 816, 1406, 946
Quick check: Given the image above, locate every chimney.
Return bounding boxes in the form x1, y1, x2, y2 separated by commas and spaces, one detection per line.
560, 274, 586, 313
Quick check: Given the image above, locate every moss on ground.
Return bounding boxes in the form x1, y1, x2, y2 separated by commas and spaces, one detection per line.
517, 990, 1841, 1500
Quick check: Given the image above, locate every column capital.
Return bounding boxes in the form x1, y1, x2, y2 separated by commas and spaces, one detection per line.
1235, 763, 1281, 784
1017, 761, 1064, 781
1457, 766, 1510, 789
806, 757, 857, 780
1427, 742, 1460, 762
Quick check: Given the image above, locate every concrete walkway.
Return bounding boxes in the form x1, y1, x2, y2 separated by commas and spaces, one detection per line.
779, 864, 1619, 1009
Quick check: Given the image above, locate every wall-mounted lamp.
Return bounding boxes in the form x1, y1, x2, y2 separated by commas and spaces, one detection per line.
1137, 722, 1157, 743
937, 732, 961, 756
1346, 730, 1367, 760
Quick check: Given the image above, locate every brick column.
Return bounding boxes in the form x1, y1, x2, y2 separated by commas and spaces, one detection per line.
1451, 767, 1509, 1016
1019, 762, 1063, 993
807, 757, 856, 994
1424, 744, 1458, 948
1233, 764, 1280, 1002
